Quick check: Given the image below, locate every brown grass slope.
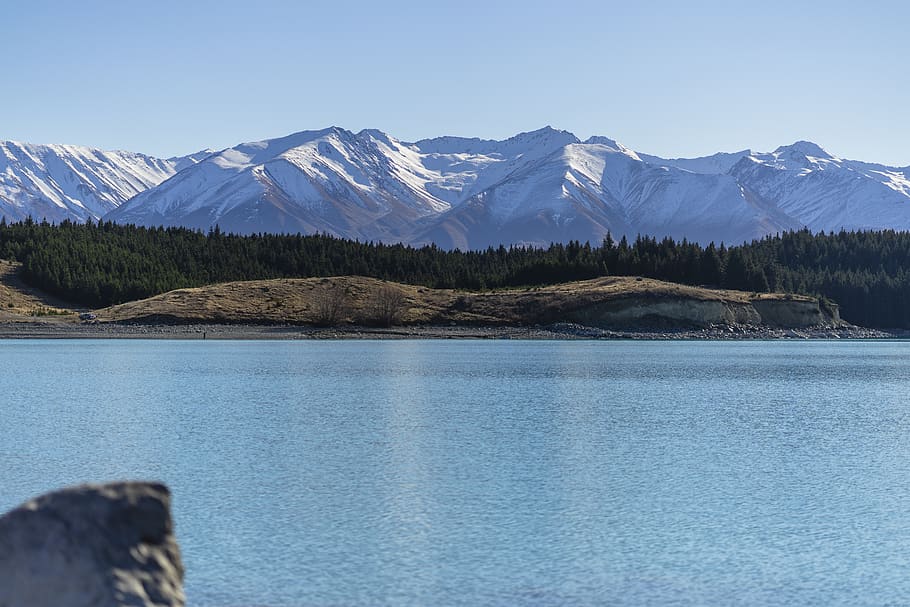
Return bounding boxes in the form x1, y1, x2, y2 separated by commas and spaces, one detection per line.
0, 261, 78, 322
96, 275, 839, 329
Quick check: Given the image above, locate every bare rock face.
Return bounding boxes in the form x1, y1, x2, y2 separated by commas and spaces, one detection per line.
566, 297, 762, 329
751, 298, 837, 328
565, 294, 842, 330
0, 482, 184, 607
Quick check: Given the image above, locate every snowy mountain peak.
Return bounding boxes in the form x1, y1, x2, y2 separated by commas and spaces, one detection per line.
411, 127, 578, 156
357, 128, 398, 146
582, 136, 640, 160
774, 140, 834, 160
234, 127, 351, 157
508, 126, 580, 147
584, 135, 620, 147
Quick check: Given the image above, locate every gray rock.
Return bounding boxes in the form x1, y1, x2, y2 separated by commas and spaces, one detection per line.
0, 482, 184, 607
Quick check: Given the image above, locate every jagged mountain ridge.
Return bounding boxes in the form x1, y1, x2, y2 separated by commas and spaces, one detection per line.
0, 141, 211, 222
108, 127, 910, 248
107, 126, 589, 242
5, 128, 910, 248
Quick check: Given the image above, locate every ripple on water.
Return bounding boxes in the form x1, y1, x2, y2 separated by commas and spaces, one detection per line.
1, 339, 909, 606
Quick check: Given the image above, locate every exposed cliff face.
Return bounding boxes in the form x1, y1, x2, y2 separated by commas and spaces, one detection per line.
565, 297, 761, 328
0, 482, 184, 607
563, 294, 840, 329
751, 298, 840, 328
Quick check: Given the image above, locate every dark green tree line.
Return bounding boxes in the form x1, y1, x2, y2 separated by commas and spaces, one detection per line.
1, 218, 910, 328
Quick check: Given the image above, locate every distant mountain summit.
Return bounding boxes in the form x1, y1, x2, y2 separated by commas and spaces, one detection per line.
4, 128, 910, 248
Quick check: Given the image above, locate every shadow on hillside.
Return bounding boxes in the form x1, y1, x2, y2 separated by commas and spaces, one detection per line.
0, 260, 81, 313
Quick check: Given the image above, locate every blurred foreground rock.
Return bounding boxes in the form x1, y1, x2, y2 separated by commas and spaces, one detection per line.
0, 481, 184, 607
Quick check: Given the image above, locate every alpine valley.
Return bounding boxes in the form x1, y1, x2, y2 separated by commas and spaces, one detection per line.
3, 127, 910, 249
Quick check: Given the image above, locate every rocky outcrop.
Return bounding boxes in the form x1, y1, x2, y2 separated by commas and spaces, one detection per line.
0, 482, 184, 607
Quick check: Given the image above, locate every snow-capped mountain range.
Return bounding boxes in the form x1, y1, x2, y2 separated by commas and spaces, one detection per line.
4, 127, 910, 248
0, 141, 212, 223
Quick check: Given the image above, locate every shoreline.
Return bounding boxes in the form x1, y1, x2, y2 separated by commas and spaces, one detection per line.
0, 321, 896, 340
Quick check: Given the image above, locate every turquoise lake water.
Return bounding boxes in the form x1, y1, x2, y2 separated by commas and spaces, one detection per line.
1, 340, 909, 606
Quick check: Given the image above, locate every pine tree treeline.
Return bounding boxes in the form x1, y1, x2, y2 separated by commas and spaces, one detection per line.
1, 218, 910, 328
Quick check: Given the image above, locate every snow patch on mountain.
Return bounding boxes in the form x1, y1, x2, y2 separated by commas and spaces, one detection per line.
638, 149, 752, 175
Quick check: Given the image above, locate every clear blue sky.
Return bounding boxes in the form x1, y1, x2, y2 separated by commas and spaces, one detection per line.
4, 0, 908, 165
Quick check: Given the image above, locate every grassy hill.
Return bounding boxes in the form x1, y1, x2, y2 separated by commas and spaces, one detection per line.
0, 258, 842, 331
94, 275, 837, 329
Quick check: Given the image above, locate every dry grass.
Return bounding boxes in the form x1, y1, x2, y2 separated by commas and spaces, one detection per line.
96, 275, 813, 326
0, 261, 78, 322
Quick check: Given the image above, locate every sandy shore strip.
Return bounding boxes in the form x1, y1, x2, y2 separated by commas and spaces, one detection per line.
0, 321, 896, 340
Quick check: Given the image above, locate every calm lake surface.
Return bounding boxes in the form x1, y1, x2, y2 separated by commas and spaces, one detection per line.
2, 340, 909, 606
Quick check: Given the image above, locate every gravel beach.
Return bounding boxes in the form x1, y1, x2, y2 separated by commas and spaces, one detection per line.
0, 320, 894, 340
